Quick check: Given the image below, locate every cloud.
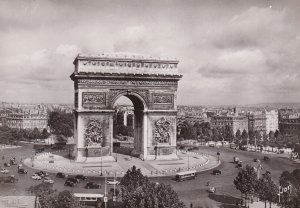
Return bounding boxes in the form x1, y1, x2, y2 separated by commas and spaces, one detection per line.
1, 0, 300, 105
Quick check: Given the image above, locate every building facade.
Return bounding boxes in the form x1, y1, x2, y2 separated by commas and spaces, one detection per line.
211, 115, 248, 134
247, 112, 267, 133
265, 110, 278, 133
5, 113, 48, 130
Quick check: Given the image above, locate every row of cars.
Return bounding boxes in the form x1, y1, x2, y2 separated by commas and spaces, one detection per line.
31, 171, 54, 184
55, 172, 120, 189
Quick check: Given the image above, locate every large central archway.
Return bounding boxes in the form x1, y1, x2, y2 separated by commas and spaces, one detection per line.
71, 53, 182, 161
112, 92, 146, 157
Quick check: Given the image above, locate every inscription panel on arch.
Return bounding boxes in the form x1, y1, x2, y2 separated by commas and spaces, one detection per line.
82, 92, 106, 106
153, 94, 173, 105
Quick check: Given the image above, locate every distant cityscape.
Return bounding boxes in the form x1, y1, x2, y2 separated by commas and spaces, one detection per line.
0, 101, 299, 139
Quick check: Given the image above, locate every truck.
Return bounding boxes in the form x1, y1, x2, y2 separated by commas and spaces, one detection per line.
0, 175, 18, 183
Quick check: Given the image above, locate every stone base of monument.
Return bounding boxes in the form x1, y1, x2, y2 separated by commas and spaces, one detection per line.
76, 155, 116, 163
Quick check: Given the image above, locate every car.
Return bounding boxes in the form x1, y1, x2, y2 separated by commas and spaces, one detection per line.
253, 158, 259, 162
40, 171, 49, 177
56, 172, 68, 178
212, 170, 221, 175
263, 156, 270, 161
31, 174, 42, 180
0, 168, 9, 174
85, 182, 100, 189
75, 174, 87, 181
106, 179, 120, 185
35, 171, 49, 178
17, 168, 28, 174
43, 177, 54, 184
208, 186, 216, 193
10, 160, 17, 165
233, 156, 239, 163
64, 180, 76, 187
66, 177, 79, 184
4, 162, 10, 167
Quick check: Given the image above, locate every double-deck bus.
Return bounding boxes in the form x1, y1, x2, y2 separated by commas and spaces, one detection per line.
73, 193, 104, 206
175, 170, 196, 182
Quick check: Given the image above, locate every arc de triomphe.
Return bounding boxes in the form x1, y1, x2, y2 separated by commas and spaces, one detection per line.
70, 53, 182, 161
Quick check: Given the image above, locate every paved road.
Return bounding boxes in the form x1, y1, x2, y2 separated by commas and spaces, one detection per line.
155, 146, 300, 207
1, 144, 299, 208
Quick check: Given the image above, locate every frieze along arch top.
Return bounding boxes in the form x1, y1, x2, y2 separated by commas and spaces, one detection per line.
71, 52, 182, 161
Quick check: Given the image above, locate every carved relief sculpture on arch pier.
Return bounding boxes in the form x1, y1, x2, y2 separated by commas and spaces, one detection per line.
71, 52, 182, 161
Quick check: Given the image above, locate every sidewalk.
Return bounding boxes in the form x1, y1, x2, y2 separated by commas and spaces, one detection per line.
23, 150, 220, 177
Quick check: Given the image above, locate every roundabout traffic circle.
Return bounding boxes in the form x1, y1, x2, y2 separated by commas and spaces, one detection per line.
23, 150, 220, 177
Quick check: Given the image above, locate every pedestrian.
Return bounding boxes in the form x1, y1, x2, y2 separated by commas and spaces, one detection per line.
206, 181, 210, 186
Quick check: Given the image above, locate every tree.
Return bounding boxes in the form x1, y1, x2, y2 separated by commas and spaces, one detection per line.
55, 190, 84, 208
48, 111, 73, 137
279, 169, 300, 208
269, 131, 275, 141
28, 183, 84, 208
224, 125, 234, 141
256, 173, 278, 208
235, 129, 241, 140
274, 130, 280, 139
120, 166, 185, 208
234, 165, 259, 207
120, 166, 149, 204
29, 127, 41, 141
41, 128, 50, 140
241, 129, 248, 144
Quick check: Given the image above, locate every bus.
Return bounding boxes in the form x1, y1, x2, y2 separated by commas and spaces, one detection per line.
175, 170, 196, 182
73, 193, 104, 206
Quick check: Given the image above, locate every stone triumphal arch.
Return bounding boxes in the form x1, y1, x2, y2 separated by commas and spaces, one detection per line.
71, 53, 182, 161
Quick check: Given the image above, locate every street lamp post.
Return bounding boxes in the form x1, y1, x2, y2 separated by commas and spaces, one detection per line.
188, 153, 190, 170
100, 148, 103, 176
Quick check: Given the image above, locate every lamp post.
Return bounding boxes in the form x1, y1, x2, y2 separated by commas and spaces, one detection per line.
188, 154, 190, 170
100, 148, 103, 176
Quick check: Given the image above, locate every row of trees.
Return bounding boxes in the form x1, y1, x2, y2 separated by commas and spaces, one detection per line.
178, 120, 300, 149
234, 165, 300, 208
0, 126, 50, 145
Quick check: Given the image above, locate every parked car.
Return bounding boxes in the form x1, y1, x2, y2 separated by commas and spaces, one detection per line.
0, 168, 9, 174
253, 158, 259, 162
43, 177, 54, 184
75, 174, 87, 181
208, 186, 216, 193
17, 168, 28, 174
85, 182, 100, 189
64, 180, 76, 187
31, 174, 42, 180
56, 172, 67, 178
233, 156, 239, 163
106, 178, 120, 185
212, 170, 221, 175
263, 156, 270, 161
35, 171, 48, 178
4, 162, 10, 167
66, 177, 79, 184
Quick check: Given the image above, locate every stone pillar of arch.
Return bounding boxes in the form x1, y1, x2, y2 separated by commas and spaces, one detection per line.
71, 53, 182, 161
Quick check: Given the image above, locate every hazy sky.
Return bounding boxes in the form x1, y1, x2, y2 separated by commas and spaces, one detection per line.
1, 0, 300, 105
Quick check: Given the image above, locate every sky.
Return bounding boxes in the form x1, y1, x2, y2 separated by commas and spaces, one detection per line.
1, 0, 300, 105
